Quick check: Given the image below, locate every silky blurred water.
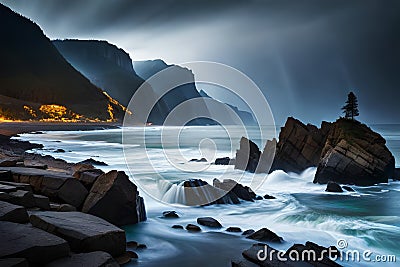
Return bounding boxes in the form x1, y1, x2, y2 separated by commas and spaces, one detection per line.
16, 124, 400, 266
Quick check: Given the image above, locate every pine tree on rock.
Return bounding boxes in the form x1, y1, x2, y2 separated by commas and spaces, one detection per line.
341, 92, 359, 120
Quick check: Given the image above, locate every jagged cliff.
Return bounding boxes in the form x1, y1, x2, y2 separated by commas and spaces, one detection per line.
0, 4, 124, 122
236, 117, 395, 186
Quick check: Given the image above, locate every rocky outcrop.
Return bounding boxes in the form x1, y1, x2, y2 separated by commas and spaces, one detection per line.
234, 137, 261, 173
394, 168, 400, 181
314, 119, 395, 186
0, 221, 70, 264
270, 117, 331, 173
235, 117, 395, 186
30, 211, 126, 257
82, 170, 146, 226
215, 157, 234, 165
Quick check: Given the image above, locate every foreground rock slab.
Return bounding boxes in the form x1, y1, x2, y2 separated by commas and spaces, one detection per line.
82, 170, 146, 226
45, 251, 119, 267
0, 221, 70, 264
0, 200, 29, 223
0, 258, 28, 267
30, 211, 126, 257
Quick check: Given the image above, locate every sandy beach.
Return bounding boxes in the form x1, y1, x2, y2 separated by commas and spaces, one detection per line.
0, 122, 121, 136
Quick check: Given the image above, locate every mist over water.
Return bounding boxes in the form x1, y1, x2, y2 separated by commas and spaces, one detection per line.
16, 125, 400, 266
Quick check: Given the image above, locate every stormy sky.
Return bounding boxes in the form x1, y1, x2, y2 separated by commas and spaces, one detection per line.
1, 0, 399, 125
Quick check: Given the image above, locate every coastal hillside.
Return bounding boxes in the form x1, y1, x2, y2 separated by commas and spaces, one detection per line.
0, 4, 124, 122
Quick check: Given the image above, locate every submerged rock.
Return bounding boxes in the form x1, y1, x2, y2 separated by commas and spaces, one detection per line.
242, 229, 255, 236
342, 185, 355, 192
226, 227, 242, 233
246, 228, 283, 243
82, 170, 146, 226
215, 157, 234, 165
162, 210, 179, 218
263, 194, 276, 199
325, 181, 343, 193
197, 217, 222, 228
172, 225, 184, 229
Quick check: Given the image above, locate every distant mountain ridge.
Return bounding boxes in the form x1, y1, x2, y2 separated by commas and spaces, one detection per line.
0, 3, 124, 121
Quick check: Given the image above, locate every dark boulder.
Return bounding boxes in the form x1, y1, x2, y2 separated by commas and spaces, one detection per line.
162, 210, 179, 218
82, 170, 146, 226
215, 157, 234, 165
285, 242, 342, 266
394, 168, 400, 181
246, 228, 283, 243
172, 225, 184, 229
197, 217, 222, 228
189, 158, 207, 162
325, 181, 343, 193
242, 229, 255, 236
78, 158, 108, 166
46, 251, 119, 267
0, 200, 29, 223
213, 178, 256, 202
226, 227, 242, 233
186, 224, 201, 232
263, 194, 276, 199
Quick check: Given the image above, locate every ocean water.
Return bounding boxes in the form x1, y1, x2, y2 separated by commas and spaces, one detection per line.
16, 125, 400, 266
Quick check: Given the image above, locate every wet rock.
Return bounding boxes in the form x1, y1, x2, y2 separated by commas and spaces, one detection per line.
172, 225, 184, 229
0, 258, 28, 267
235, 137, 261, 173
213, 179, 256, 202
186, 224, 201, 232
182, 179, 240, 205
46, 251, 119, 267
82, 170, 146, 226
393, 168, 400, 181
162, 210, 179, 218
242, 229, 255, 236
246, 228, 283, 243
263, 194, 276, 199
215, 157, 233, 165
50, 203, 77, 212
197, 217, 222, 228
0, 221, 70, 264
55, 149, 65, 153
78, 158, 108, 166
0, 200, 29, 223
189, 158, 207, 162
226, 227, 242, 232
126, 241, 138, 248
255, 196, 263, 200
30, 211, 126, 257
115, 251, 137, 265
314, 119, 395, 186
57, 179, 88, 208
342, 185, 355, 192
325, 181, 343, 193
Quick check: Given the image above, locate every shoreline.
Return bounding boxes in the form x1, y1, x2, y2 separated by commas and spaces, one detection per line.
0, 121, 121, 136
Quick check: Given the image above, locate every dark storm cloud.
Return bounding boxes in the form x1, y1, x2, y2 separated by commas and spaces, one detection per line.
1, 0, 399, 124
